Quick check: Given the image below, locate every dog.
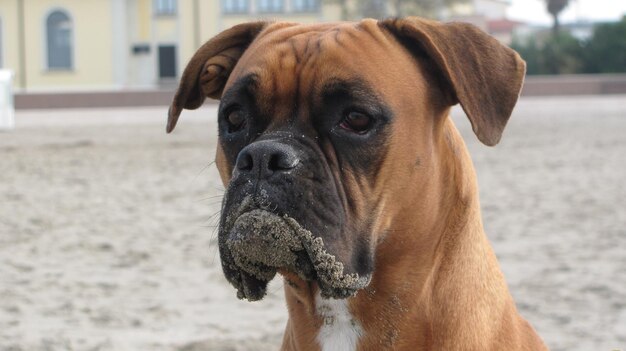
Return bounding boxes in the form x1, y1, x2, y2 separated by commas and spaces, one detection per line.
167, 17, 547, 351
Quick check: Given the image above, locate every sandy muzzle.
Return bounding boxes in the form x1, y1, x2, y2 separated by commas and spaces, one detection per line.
222, 209, 371, 301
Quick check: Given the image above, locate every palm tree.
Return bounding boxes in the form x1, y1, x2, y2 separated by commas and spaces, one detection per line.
546, 0, 570, 34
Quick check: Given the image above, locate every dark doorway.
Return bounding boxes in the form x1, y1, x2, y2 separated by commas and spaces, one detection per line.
158, 45, 177, 79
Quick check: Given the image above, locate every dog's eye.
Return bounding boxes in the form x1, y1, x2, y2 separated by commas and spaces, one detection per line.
339, 111, 373, 134
226, 109, 246, 133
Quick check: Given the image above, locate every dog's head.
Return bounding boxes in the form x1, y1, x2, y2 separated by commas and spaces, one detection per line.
168, 18, 525, 301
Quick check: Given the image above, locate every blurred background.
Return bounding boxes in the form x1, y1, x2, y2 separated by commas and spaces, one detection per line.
0, 1, 625, 351
0, 0, 625, 95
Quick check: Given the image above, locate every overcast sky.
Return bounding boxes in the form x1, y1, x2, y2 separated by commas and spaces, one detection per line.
507, 0, 626, 25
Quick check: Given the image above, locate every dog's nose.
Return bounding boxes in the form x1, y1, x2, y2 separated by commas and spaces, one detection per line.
235, 140, 299, 177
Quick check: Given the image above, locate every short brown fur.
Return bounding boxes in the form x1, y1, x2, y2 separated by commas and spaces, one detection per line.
169, 17, 547, 351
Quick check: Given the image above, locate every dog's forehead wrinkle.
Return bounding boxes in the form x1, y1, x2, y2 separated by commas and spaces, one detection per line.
220, 73, 260, 105
251, 24, 368, 74
232, 25, 390, 128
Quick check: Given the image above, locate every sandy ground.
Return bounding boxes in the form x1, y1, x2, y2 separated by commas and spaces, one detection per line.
0, 95, 625, 351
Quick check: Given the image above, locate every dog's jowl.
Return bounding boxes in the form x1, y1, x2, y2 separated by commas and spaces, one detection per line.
168, 17, 548, 351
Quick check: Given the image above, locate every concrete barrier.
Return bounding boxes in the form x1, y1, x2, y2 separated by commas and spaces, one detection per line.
15, 90, 176, 110
522, 74, 626, 96
13, 74, 626, 110
0, 70, 15, 129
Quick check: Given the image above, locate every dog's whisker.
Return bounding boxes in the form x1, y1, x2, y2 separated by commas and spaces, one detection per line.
203, 210, 222, 225
189, 162, 216, 186
198, 201, 224, 208
211, 185, 225, 192
195, 194, 225, 201
210, 234, 220, 264
270, 280, 285, 295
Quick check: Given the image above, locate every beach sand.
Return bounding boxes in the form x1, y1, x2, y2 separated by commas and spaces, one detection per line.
1, 95, 624, 350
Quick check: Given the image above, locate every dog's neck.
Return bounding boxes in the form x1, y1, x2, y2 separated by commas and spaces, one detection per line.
280, 119, 520, 350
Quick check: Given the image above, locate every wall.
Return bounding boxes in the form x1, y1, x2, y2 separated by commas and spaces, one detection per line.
0, 1, 22, 90
22, 0, 115, 91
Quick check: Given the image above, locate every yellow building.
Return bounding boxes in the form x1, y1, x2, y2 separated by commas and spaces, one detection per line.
0, 0, 340, 92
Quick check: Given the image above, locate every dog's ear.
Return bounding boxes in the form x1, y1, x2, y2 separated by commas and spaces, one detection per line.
167, 21, 267, 133
380, 17, 526, 146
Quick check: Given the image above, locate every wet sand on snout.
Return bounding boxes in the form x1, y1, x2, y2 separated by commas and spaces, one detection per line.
1, 95, 625, 351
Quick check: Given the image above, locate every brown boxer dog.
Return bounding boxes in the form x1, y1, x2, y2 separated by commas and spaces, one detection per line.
167, 17, 547, 351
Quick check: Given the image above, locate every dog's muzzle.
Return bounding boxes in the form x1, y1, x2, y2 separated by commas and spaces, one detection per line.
218, 139, 371, 301
222, 206, 370, 301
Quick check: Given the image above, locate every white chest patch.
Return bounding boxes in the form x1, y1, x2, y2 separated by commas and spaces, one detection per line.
315, 292, 363, 351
